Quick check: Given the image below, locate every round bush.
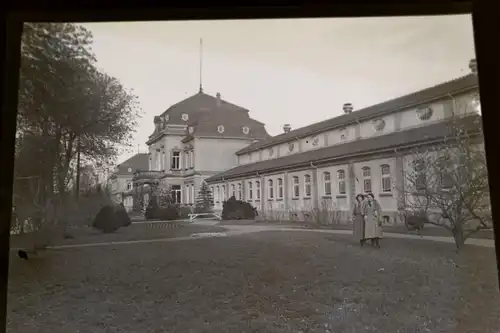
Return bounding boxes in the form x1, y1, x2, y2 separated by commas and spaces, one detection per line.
92, 205, 122, 233
158, 205, 180, 220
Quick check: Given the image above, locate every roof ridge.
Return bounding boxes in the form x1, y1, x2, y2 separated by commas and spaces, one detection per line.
236, 74, 478, 155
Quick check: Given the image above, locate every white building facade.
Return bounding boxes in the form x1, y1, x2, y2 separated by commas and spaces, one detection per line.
205, 72, 482, 225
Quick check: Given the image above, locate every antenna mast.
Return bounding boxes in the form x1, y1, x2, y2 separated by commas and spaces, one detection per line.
199, 38, 203, 93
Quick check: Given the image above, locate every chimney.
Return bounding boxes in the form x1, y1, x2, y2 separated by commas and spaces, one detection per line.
216, 92, 221, 107
469, 58, 477, 75
343, 103, 354, 114
283, 124, 291, 133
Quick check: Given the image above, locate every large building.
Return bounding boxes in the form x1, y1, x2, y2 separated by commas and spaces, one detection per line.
132, 88, 269, 206
204, 67, 481, 225
108, 153, 148, 210
132, 60, 481, 225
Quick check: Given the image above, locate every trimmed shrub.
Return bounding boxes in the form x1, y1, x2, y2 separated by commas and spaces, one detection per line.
405, 212, 428, 231
92, 205, 122, 233
158, 205, 180, 221
145, 196, 160, 220
115, 203, 132, 227
222, 196, 257, 220
178, 205, 193, 219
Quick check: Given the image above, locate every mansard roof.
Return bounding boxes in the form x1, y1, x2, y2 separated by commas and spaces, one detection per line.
112, 153, 149, 177
148, 90, 269, 144
235, 74, 479, 156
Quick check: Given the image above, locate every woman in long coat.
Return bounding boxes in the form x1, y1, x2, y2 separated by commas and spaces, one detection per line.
362, 193, 383, 248
352, 194, 366, 246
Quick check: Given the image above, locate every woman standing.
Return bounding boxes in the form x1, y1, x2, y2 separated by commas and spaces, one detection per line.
362, 193, 383, 248
352, 194, 366, 246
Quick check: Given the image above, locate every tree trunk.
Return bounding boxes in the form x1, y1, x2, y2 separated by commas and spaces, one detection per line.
452, 224, 465, 251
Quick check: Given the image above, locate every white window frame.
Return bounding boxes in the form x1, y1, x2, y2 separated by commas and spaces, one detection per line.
362, 167, 372, 193
268, 179, 274, 199
381, 164, 392, 193
191, 184, 195, 204
222, 185, 226, 201
171, 185, 182, 204
171, 151, 181, 170
337, 170, 346, 195
304, 174, 312, 197
256, 181, 261, 200
292, 176, 300, 198
277, 178, 283, 199
238, 183, 242, 200
216, 186, 220, 202
323, 172, 332, 196
248, 181, 253, 200
231, 184, 236, 198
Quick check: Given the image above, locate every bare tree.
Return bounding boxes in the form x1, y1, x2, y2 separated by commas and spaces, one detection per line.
397, 112, 490, 250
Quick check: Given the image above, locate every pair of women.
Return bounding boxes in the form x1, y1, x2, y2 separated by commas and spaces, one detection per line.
352, 193, 383, 248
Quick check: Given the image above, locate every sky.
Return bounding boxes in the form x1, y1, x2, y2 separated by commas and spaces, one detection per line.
81, 14, 476, 164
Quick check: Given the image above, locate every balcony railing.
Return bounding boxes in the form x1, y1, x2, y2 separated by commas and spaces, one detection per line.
133, 170, 164, 181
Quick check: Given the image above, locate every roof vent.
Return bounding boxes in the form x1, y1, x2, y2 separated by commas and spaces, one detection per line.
216, 92, 221, 107
283, 124, 291, 133
469, 58, 477, 75
343, 103, 354, 114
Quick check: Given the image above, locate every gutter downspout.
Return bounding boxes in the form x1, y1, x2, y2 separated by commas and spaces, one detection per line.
447, 93, 457, 117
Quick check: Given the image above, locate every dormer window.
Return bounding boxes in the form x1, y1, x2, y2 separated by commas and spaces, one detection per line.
217, 125, 225, 134
188, 126, 194, 134
416, 106, 433, 121
242, 126, 250, 135
181, 113, 189, 121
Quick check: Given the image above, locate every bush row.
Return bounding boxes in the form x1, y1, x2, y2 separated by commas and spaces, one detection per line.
221, 196, 257, 220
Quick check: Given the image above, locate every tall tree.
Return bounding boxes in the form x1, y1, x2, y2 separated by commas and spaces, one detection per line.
15, 22, 140, 228
195, 183, 214, 213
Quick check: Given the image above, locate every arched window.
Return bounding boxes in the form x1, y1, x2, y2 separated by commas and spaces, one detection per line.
362, 167, 372, 193
248, 181, 253, 200
381, 165, 392, 193
304, 174, 312, 197
292, 176, 300, 198
277, 178, 284, 199
337, 170, 346, 194
437, 157, 453, 189
323, 172, 332, 196
256, 181, 261, 200
268, 179, 274, 199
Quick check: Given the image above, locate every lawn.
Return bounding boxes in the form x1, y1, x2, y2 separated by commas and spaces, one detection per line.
7, 231, 500, 332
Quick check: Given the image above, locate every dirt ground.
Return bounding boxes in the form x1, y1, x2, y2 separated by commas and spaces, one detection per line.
7, 230, 500, 333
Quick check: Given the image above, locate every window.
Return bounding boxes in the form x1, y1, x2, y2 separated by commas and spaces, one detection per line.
277, 178, 283, 199
127, 181, 133, 190
248, 181, 253, 200
161, 152, 165, 170
222, 185, 226, 201
238, 183, 242, 200
186, 184, 190, 203
381, 165, 392, 192
216, 186, 220, 202
210, 186, 214, 204
155, 152, 161, 170
337, 170, 346, 195
323, 172, 332, 196
268, 179, 274, 199
256, 181, 261, 200
192, 184, 195, 203
414, 160, 427, 190
171, 185, 182, 204
362, 167, 372, 193
292, 176, 300, 198
438, 157, 453, 189
231, 184, 236, 198
304, 175, 312, 197
171, 151, 180, 170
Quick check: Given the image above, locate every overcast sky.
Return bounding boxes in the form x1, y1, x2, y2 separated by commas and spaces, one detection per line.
81, 14, 475, 163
